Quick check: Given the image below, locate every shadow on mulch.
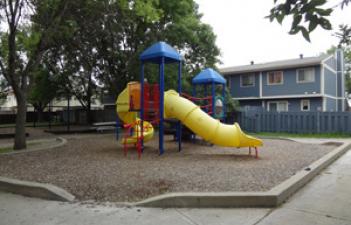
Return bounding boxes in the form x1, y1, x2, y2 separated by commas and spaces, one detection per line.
0, 133, 29, 139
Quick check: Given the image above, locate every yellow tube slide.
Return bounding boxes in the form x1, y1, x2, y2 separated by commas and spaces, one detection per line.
116, 86, 154, 144
164, 90, 263, 148
116, 83, 262, 148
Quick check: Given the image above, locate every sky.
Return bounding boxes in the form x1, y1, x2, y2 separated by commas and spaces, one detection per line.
195, 0, 351, 68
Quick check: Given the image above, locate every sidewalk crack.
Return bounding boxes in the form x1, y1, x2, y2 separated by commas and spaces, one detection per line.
252, 208, 275, 225
174, 209, 201, 225
285, 207, 351, 222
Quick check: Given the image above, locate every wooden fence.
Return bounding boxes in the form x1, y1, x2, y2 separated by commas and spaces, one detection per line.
234, 111, 351, 134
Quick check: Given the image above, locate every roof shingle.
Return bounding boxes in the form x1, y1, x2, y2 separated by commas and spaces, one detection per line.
220, 55, 330, 75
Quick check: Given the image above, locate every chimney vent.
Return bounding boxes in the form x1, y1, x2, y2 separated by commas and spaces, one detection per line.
250, 61, 254, 65
299, 54, 303, 59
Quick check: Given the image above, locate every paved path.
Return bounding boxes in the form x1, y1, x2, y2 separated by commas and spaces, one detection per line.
0, 193, 270, 225
1, 150, 350, 225
288, 138, 349, 145
257, 149, 351, 225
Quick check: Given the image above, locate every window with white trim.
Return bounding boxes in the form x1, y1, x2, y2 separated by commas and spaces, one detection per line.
297, 68, 315, 83
240, 73, 255, 87
267, 71, 283, 85
268, 101, 288, 112
301, 99, 310, 111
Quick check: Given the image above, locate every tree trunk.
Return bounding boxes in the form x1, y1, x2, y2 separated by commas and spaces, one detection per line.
86, 72, 93, 124
14, 94, 27, 150
37, 108, 44, 122
86, 99, 92, 124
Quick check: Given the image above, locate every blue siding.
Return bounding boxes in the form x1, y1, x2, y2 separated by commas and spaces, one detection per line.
324, 57, 337, 70
336, 50, 344, 98
239, 98, 323, 112
238, 100, 262, 107
263, 98, 322, 112
338, 99, 345, 111
336, 50, 344, 72
286, 98, 322, 112
324, 67, 337, 96
337, 72, 343, 97
262, 66, 321, 96
229, 72, 259, 98
325, 97, 337, 111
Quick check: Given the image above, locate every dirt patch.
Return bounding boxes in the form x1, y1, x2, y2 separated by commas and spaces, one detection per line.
0, 133, 336, 202
0, 127, 54, 145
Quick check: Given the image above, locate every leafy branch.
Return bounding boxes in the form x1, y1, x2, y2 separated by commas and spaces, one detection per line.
267, 0, 350, 42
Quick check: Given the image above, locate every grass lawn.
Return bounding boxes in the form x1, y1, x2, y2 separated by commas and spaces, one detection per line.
0, 146, 13, 154
0, 142, 42, 154
251, 132, 351, 139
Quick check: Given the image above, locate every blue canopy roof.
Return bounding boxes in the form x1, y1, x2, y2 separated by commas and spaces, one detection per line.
192, 68, 226, 84
140, 42, 182, 64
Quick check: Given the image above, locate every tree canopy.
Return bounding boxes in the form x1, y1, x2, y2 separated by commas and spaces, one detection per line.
268, 0, 351, 43
0, 0, 222, 149
0, 0, 74, 149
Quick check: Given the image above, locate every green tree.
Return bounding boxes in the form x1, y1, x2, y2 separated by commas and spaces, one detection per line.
32, 0, 161, 124
28, 67, 59, 122
0, 76, 7, 105
93, 0, 220, 97
341, 48, 351, 94
29, 0, 220, 124
268, 0, 351, 42
224, 88, 240, 113
0, 0, 78, 149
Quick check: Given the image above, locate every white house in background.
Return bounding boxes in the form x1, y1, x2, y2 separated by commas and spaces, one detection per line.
347, 94, 351, 111
0, 89, 103, 112
0, 89, 17, 111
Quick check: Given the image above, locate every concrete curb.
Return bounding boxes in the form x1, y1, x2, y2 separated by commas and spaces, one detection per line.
271, 140, 351, 206
134, 192, 277, 208
0, 137, 67, 155
134, 141, 351, 208
0, 176, 75, 202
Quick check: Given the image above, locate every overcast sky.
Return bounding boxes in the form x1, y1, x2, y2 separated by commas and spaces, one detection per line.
195, 0, 350, 68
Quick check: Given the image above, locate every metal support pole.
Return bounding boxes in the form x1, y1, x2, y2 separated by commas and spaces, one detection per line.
115, 116, 119, 140
140, 63, 145, 151
177, 61, 182, 152
192, 84, 196, 97
67, 95, 70, 132
159, 57, 165, 155
33, 108, 36, 128
222, 84, 226, 121
211, 82, 215, 117
204, 84, 208, 113
48, 101, 52, 129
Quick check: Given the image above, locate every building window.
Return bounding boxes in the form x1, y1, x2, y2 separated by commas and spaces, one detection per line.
297, 68, 315, 83
301, 99, 310, 111
268, 101, 288, 112
240, 73, 255, 87
267, 71, 283, 85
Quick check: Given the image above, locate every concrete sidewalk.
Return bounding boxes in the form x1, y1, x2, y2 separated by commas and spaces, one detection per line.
0, 193, 270, 225
257, 149, 351, 225
1, 150, 350, 225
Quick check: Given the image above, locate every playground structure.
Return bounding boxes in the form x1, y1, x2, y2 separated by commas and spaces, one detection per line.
116, 42, 263, 158
191, 68, 227, 120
